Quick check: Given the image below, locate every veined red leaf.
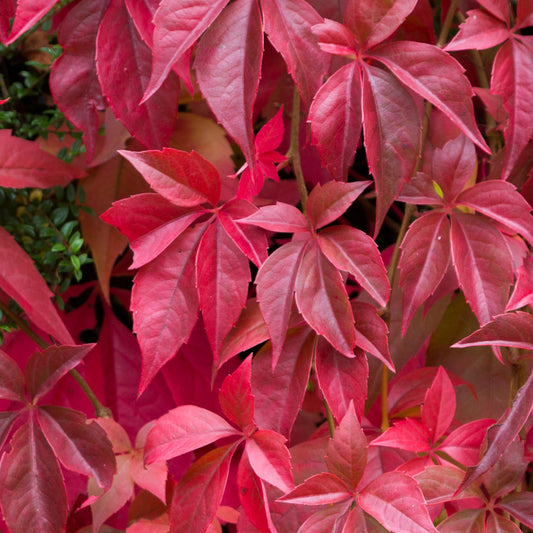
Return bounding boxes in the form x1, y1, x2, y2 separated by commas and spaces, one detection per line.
196, 219, 250, 358
0, 412, 19, 451
195, 0, 262, 175
49, 0, 108, 161
295, 501, 352, 533
369, 41, 490, 153
278, 472, 353, 505
456, 180, 533, 246
450, 212, 513, 325
295, 242, 356, 356
252, 327, 314, 437
261, 0, 328, 107
506, 255, 533, 311
315, 341, 368, 421
309, 62, 363, 180
169, 443, 238, 533
491, 38, 533, 179
239, 202, 309, 233
453, 311, 533, 350
5, 0, 58, 44
0, 350, 24, 403
145, 405, 241, 464
497, 492, 533, 528
359, 471, 438, 533
144, 0, 229, 102
246, 429, 293, 493
437, 509, 485, 533
219, 356, 255, 432
0, 130, 86, 188
119, 148, 220, 207
421, 367, 455, 442
486, 513, 523, 533
0, 422, 67, 533
307, 181, 371, 230
325, 402, 367, 492
445, 9, 510, 51
370, 418, 431, 453
255, 240, 308, 363
344, 0, 418, 50
132, 224, 205, 395
36, 406, 115, 490
96, 0, 178, 149
25, 344, 95, 402
318, 225, 390, 307
312, 18, 358, 56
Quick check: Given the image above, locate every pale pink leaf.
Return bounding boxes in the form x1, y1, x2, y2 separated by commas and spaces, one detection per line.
450, 212, 513, 326
421, 367, 455, 442
0, 350, 24, 402
129, 451, 168, 503
145, 405, 240, 464
278, 472, 352, 505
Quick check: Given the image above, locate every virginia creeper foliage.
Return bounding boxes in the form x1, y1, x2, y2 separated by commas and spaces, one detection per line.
0, 0, 532, 532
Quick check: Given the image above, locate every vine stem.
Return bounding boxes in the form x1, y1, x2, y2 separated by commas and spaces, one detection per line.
0, 299, 111, 418
289, 87, 309, 212
324, 399, 336, 438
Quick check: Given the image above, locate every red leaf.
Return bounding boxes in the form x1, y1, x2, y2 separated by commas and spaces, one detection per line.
246, 429, 294, 493
195, 0, 262, 177
506, 255, 533, 311
0, 422, 67, 533
0, 350, 24, 402
240, 202, 309, 233
369, 41, 490, 153
399, 211, 451, 334
144, 0, 229, 102
421, 367, 455, 442
218, 356, 255, 432
5, 0, 58, 44
309, 62, 363, 180
96, 0, 178, 149
295, 242, 355, 356
318, 225, 390, 307
370, 418, 431, 453
131, 224, 204, 395
144, 405, 240, 464
169, 443, 238, 533
278, 472, 353, 505
37, 406, 115, 490
486, 513, 523, 533
325, 402, 367, 492
119, 148, 220, 207
0, 412, 19, 451
497, 492, 533, 528
437, 509, 485, 533
312, 18, 357, 56
296, 501, 352, 532
25, 344, 95, 402
315, 340, 368, 421
261, 0, 328, 107
491, 38, 533, 179
453, 311, 533, 350
450, 212, 513, 326
362, 60, 421, 233
196, 219, 251, 358
49, 0, 108, 161
456, 180, 533, 246
307, 181, 371, 230
359, 471, 438, 533
0, 130, 85, 188
344, 0, 418, 49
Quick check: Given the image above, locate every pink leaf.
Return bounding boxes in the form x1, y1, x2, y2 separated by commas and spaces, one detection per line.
0, 130, 85, 188
453, 311, 533, 350
278, 472, 353, 505
144, 0, 229, 102
0, 422, 67, 533
36, 406, 115, 490
437, 509, 485, 533
246, 429, 293, 493
359, 471, 438, 533
497, 492, 533, 528
261, 0, 328, 107
307, 181, 371, 229
96, 0, 178, 149
362, 62, 422, 233
369, 41, 490, 153
0, 412, 19, 451
312, 18, 358, 56
370, 418, 432, 453
309, 62, 363, 180
145, 406, 241, 464
196, 219, 250, 358
25, 344, 95, 402
239, 202, 309, 233
477, 0, 509, 22
296, 501, 352, 532
5, 0, 58, 44
486, 513, 523, 533
219, 356, 255, 432
295, 242, 356, 356
450, 212, 513, 326
169, 443, 238, 533
119, 148, 220, 207
506, 255, 533, 311
129, 450, 167, 503
0, 350, 24, 402
325, 402, 367, 492
319, 225, 390, 307
132, 224, 205, 395
195, 0, 262, 174
421, 367, 455, 442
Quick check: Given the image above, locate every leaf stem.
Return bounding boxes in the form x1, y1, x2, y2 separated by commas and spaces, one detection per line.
323, 398, 336, 437
290, 87, 308, 212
